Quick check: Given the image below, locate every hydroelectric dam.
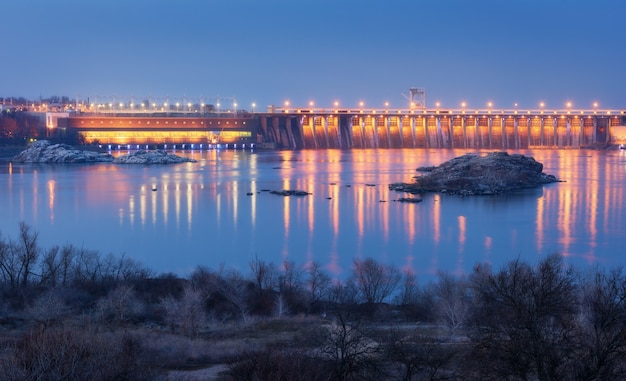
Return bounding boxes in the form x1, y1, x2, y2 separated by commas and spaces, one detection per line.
51, 105, 626, 150
256, 106, 626, 149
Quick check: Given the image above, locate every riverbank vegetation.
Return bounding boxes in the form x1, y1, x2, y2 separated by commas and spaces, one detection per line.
1, 222, 626, 380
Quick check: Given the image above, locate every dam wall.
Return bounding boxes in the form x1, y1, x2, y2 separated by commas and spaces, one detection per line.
257, 109, 626, 149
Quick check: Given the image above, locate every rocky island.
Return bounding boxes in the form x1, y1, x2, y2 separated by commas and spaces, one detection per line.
11, 140, 195, 164
390, 151, 560, 196
114, 149, 196, 164
11, 140, 114, 163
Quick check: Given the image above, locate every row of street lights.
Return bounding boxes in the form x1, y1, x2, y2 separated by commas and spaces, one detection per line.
91, 100, 249, 114
282, 100, 602, 111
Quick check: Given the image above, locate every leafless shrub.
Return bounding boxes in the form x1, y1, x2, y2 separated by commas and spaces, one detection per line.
382, 326, 462, 381
161, 285, 206, 338
25, 288, 73, 326
0, 325, 158, 381
96, 283, 144, 324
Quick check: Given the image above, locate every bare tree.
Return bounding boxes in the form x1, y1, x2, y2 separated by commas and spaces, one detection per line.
349, 258, 401, 304
39, 245, 61, 287
276, 260, 306, 314
16, 221, 39, 287
394, 271, 420, 306
304, 261, 331, 311
469, 254, 579, 381
226, 269, 253, 322
249, 256, 277, 294
573, 267, 626, 380
321, 309, 385, 381
431, 273, 471, 333
0, 222, 40, 288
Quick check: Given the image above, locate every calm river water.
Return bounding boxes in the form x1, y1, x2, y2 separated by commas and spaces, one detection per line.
1, 148, 625, 281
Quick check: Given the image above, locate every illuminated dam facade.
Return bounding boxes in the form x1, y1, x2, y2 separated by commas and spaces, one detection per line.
52, 108, 626, 149
257, 108, 626, 149
54, 113, 258, 146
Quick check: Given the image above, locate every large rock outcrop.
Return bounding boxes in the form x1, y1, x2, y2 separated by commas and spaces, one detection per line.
390, 152, 560, 196
11, 141, 196, 164
113, 150, 196, 164
11, 140, 114, 163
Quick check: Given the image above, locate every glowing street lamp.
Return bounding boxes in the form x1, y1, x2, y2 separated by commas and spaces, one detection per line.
251, 102, 256, 113
566, 101, 572, 114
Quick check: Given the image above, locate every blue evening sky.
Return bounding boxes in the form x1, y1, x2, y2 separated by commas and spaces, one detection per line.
1, 0, 625, 110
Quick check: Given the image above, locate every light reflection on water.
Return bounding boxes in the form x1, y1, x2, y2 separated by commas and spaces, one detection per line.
1, 149, 625, 282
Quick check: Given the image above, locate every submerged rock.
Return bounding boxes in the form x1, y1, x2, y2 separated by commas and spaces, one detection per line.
395, 197, 423, 203
114, 150, 196, 164
11, 140, 114, 163
269, 189, 311, 196
390, 152, 560, 196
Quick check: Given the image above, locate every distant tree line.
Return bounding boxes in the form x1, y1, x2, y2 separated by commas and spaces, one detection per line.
1, 222, 626, 380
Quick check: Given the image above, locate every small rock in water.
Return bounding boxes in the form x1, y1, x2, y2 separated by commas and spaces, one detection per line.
269, 189, 310, 196
114, 150, 196, 164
